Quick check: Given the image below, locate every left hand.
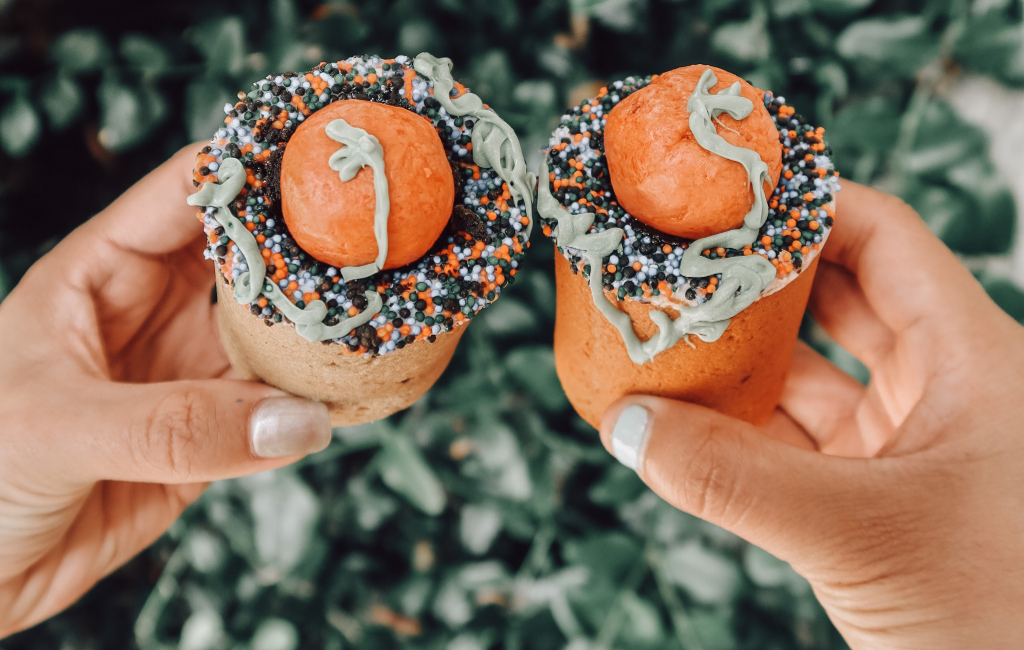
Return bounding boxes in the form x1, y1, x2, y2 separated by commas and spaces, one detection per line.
0, 145, 332, 637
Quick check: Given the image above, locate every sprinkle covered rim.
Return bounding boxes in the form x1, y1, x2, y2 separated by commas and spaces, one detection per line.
193, 54, 531, 356
539, 74, 839, 305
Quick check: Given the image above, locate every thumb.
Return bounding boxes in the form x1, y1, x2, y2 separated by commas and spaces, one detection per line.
78, 379, 332, 484
600, 396, 870, 563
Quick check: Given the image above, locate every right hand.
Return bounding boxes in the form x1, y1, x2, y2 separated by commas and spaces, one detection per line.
600, 181, 1024, 649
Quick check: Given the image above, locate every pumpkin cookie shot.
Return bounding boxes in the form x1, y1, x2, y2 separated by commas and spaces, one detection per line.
538, 65, 839, 427
189, 53, 534, 426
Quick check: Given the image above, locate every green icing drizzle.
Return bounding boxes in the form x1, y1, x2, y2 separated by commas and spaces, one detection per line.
539, 67, 778, 364
187, 158, 261, 304
326, 118, 390, 282
412, 52, 536, 238
188, 156, 382, 343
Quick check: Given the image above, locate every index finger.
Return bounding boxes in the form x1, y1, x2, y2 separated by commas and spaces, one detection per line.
822, 181, 993, 336
77, 142, 209, 256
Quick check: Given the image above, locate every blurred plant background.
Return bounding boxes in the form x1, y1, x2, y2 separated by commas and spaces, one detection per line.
3, 0, 1024, 648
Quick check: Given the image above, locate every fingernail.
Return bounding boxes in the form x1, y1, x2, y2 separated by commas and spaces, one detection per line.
611, 404, 650, 472
249, 397, 332, 459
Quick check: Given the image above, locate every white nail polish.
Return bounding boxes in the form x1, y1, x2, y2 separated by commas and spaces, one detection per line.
611, 404, 650, 472
249, 397, 332, 459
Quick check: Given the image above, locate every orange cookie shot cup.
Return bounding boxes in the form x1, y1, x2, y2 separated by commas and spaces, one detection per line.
540, 65, 839, 427
190, 54, 534, 426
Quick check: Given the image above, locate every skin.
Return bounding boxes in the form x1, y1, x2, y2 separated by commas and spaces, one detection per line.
0, 145, 319, 637
602, 181, 1024, 649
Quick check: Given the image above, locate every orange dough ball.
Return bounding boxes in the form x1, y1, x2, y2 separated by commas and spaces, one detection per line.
280, 100, 454, 270
604, 65, 782, 239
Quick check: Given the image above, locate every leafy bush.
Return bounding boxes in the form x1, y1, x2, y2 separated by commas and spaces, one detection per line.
2, 0, 1022, 648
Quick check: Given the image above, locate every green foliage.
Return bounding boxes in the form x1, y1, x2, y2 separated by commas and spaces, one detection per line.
1, 0, 1022, 648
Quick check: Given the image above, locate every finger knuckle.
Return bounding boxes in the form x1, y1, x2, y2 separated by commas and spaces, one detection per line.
136, 388, 212, 480
673, 422, 742, 525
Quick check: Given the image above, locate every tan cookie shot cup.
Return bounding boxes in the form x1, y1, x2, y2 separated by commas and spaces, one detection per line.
190, 54, 534, 426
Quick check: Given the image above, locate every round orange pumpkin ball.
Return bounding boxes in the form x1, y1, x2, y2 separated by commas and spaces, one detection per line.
280, 100, 454, 270
604, 65, 782, 240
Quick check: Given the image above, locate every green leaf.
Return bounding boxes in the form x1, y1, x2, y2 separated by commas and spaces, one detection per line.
814, 60, 849, 100
378, 435, 446, 515
591, 0, 647, 32
184, 529, 226, 574
119, 34, 170, 79
463, 421, 533, 501
192, 16, 246, 78
711, 4, 770, 63
250, 619, 300, 650
179, 609, 224, 650
0, 93, 41, 158
460, 503, 503, 554
979, 274, 1024, 323
836, 15, 939, 76
688, 609, 738, 650
50, 28, 109, 75
943, 161, 1016, 254
564, 532, 642, 585
0, 257, 9, 303
398, 20, 444, 57
743, 545, 809, 594
468, 49, 514, 111
770, 0, 811, 19
955, 11, 1024, 84
505, 346, 569, 412
906, 100, 986, 179
97, 78, 166, 152
478, 296, 539, 337
588, 463, 646, 506
812, 0, 874, 18
826, 97, 900, 175
825, 339, 870, 384
243, 470, 321, 574
661, 540, 742, 604
271, 0, 300, 37
40, 74, 84, 131
619, 592, 665, 644
348, 476, 400, 531
186, 77, 232, 142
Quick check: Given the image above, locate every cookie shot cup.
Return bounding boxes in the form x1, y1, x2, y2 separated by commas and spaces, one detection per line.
538, 66, 839, 427
189, 54, 535, 425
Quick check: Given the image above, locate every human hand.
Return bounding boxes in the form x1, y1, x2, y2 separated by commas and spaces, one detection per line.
601, 181, 1024, 649
0, 146, 333, 637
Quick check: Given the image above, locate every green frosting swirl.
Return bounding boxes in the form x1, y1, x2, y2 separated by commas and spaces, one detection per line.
187, 158, 262, 304
540, 67, 779, 364
412, 52, 536, 237
326, 118, 391, 282
188, 156, 382, 343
